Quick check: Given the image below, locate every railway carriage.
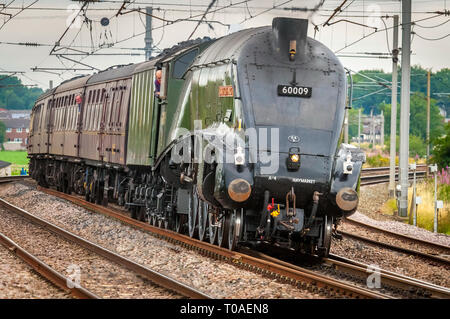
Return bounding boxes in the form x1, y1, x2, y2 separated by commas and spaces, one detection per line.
28, 18, 365, 257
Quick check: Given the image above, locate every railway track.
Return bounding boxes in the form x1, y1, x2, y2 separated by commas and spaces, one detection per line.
361, 164, 427, 176
0, 197, 210, 299
2, 172, 447, 299
337, 229, 450, 266
243, 248, 450, 299
34, 185, 437, 299
324, 254, 450, 299
360, 171, 426, 186
343, 217, 450, 257
0, 230, 98, 299
0, 175, 29, 184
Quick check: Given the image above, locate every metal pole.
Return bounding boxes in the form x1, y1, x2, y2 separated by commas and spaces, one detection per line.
399, 0, 412, 217
358, 108, 361, 149
344, 69, 353, 144
426, 70, 431, 165
434, 170, 438, 233
344, 110, 349, 144
370, 108, 374, 146
389, 15, 399, 198
144, 7, 153, 61
413, 165, 416, 226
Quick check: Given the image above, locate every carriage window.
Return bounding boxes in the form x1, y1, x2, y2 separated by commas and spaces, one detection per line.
96, 105, 101, 130
116, 91, 123, 126
88, 91, 92, 104
86, 105, 91, 131
173, 49, 198, 79
96, 89, 100, 103
110, 91, 116, 125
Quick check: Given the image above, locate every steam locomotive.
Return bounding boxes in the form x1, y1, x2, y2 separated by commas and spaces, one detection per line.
28, 18, 365, 257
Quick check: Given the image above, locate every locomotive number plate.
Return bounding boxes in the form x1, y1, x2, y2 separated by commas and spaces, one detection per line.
277, 85, 312, 98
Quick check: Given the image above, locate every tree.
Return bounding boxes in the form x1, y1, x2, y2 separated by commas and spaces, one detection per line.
432, 122, 450, 168
409, 135, 426, 157
384, 135, 426, 158
0, 76, 43, 109
348, 107, 362, 140
350, 66, 450, 117
0, 121, 5, 145
380, 91, 445, 158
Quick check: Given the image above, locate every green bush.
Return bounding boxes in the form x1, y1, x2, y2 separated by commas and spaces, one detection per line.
432, 122, 450, 169
439, 184, 450, 202
366, 154, 390, 167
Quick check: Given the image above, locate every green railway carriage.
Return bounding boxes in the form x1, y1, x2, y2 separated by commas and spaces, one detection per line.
29, 38, 213, 201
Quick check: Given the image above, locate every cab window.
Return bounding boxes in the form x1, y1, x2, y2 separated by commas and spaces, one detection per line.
172, 49, 198, 79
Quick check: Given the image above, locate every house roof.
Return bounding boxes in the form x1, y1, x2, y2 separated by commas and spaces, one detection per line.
1, 118, 30, 129
0, 160, 11, 168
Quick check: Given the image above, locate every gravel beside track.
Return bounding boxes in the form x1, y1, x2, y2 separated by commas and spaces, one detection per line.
0, 207, 182, 299
330, 236, 450, 288
0, 240, 70, 299
339, 222, 450, 258
0, 182, 319, 299
354, 184, 450, 247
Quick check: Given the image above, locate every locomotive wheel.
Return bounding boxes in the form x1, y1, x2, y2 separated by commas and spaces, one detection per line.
95, 181, 103, 205
208, 210, 218, 245
175, 214, 187, 234
228, 209, 243, 250
89, 181, 95, 203
217, 211, 230, 248
56, 172, 63, 192
188, 187, 199, 238
62, 175, 70, 194
138, 206, 146, 222
151, 214, 158, 226
85, 185, 90, 202
130, 206, 138, 220
318, 216, 333, 257
163, 217, 171, 230
197, 201, 208, 241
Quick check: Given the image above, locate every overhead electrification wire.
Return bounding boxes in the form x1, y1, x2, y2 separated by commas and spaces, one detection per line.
380, 17, 390, 54
0, 0, 38, 32
187, 0, 217, 40
413, 32, 450, 41
240, 0, 293, 24
414, 18, 450, 28
334, 13, 446, 53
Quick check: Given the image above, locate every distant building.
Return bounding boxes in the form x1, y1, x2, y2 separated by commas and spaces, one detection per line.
351, 111, 385, 146
1, 118, 30, 150
439, 107, 450, 123
0, 109, 31, 120
0, 160, 11, 176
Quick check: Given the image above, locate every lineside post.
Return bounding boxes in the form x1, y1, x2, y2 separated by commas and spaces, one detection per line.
389, 15, 399, 198
399, 0, 412, 217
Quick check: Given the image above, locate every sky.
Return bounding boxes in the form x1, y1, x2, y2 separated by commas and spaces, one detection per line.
0, 0, 449, 90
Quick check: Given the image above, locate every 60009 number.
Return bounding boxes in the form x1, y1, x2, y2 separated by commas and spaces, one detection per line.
277, 85, 312, 98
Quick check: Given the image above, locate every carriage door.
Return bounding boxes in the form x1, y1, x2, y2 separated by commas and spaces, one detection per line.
97, 85, 109, 162
44, 98, 54, 154
101, 82, 115, 163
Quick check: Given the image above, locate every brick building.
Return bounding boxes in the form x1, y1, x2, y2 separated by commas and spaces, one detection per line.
1, 118, 30, 150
